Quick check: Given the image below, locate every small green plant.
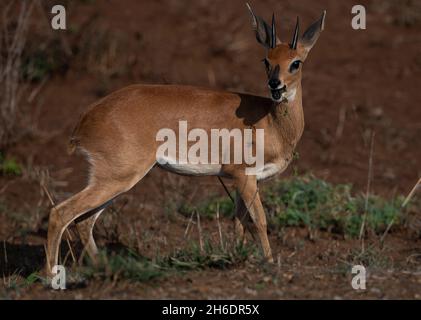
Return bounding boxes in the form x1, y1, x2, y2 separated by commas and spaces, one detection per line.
0, 153, 22, 176
24, 272, 41, 286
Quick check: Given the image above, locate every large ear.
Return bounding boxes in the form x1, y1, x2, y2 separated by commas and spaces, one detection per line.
299, 10, 326, 54
246, 3, 277, 49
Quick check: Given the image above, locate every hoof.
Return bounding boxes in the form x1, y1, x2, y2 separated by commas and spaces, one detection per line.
266, 256, 274, 263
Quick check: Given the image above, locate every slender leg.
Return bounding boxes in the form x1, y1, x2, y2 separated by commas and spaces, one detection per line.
76, 208, 105, 264
234, 216, 245, 245
234, 192, 252, 245
46, 183, 126, 275
234, 174, 273, 262
45, 154, 156, 276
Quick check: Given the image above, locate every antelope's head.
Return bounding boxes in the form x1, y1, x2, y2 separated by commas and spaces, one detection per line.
246, 4, 326, 103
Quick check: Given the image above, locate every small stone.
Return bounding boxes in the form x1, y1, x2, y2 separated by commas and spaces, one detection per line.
244, 287, 257, 296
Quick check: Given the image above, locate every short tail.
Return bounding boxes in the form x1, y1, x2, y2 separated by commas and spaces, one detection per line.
67, 115, 83, 155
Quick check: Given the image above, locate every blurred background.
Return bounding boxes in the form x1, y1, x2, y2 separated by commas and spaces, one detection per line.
0, 0, 420, 299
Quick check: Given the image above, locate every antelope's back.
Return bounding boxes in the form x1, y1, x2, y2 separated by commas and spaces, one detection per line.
69, 84, 273, 154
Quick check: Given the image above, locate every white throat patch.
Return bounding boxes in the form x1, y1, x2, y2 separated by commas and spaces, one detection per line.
283, 87, 297, 102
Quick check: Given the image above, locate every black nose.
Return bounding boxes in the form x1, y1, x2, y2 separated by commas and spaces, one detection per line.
268, 78, 281, 89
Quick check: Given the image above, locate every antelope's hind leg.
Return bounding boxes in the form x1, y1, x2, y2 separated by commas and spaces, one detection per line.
75, 207, 107, 264
45, 157, 156, 276
45, 182, 129, 275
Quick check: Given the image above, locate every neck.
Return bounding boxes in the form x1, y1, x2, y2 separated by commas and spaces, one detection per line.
270, 83, 304, 150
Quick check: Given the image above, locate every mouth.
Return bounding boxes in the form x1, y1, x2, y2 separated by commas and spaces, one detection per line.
270, 85, 286, 103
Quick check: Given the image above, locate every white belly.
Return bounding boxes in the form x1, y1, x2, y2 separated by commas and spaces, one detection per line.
157, 156, 288, 180
256, 162, 286, 181
157, 156, 222, 176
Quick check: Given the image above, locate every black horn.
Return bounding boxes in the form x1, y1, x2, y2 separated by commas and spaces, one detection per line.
290, 16, 299, 50
271, 13, 276, 48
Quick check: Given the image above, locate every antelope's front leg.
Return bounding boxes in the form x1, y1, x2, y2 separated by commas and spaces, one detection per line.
234, 193, 247, 246
234, 174, 273, 263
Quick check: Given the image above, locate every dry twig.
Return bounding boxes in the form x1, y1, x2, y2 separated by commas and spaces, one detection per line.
359, 131, 375, 249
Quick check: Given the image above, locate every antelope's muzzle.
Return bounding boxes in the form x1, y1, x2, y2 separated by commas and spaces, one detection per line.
270, 85, 286, 102
267, 65, 285, 102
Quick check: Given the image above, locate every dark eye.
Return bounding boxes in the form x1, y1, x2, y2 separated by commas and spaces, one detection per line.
262, 58, 271, 72
289, 60, 302, 73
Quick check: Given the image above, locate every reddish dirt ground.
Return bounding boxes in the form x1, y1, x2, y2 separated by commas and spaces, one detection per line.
0, 0, 420, 299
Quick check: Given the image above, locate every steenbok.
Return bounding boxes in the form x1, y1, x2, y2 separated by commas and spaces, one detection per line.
45, 4, 326, 275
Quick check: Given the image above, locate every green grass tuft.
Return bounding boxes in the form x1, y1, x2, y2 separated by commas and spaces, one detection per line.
77, 242, 255, 283
182, 175, 406, 238
0, 153, 22, 176
80, 249, 163, 282
163, 241, 252, 270
264, 175, 403, 237
179, 196, 234, 218
263, 175, 403, 237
